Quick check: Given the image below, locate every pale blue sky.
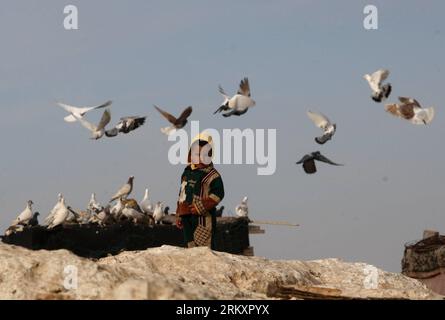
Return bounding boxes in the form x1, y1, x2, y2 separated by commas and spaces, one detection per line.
1, 0, 444, 272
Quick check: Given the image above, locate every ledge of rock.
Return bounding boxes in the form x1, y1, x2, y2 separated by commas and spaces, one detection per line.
0, 243, 440, 300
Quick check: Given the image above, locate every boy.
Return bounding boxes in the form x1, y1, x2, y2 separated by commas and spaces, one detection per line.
175, 134, 224, 249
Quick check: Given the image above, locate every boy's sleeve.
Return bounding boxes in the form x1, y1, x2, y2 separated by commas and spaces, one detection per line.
176, 171, 190, 216
193, 175, 225, 214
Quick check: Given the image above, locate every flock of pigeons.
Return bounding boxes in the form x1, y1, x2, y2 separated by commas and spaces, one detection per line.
295, 69, 436, 174
4, 70, 437, 234
5, 175, 250, 235
54, 77, 256, 140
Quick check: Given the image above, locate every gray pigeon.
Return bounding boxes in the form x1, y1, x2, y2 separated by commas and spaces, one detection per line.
296, 151, 343, 174
110, 176, 134, 202
105, 116, 147, 137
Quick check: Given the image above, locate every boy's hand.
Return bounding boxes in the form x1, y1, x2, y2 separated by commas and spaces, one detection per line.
176, 216, 183, 229
189, 204, 198, 215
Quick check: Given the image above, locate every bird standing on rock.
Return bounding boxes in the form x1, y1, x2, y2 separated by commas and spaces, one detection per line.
11, 200, 34, 226
110, 176, 134, 202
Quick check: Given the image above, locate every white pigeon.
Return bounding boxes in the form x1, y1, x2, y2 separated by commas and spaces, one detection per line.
122, 203, 145, 223
364, 69, 392, 103
11, 200, 34, 226
153, 202, 165, 224
56, 100, 112, 123
47, 198, 69, 229
89, 206, 113, 226
385, 97, 435, 125
215, 77, 256, 117
110, 176, 134, 202
235, 196, 249, 218
306, 111, 336, 145
88, 193, 102, 212
140, 188, 153, 214
111, 197, 125, 219
72, 109, 111, 140
44, 193, 63, 226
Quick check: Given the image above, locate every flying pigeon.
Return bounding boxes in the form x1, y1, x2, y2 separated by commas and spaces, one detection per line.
307, 111, 337, 144
235, 197, 249, 218
153, 202, 165, 224
215, 77, 256, 117
56, 100, 112, 123
385, 97, 435, 125
140, 188, 153, 214
11, 200, 34, 226
105, 116, 147, 137
72, 109, 111, 140
154, 105, 193, 135
364, 69, 392, 103
296, 151, 343, 174
110, 176, 134, 202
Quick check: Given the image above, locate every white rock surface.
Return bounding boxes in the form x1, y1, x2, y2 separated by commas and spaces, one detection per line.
0, 243, 439, 300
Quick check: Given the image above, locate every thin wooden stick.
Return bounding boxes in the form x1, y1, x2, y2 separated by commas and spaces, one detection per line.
249, 220, 300, 227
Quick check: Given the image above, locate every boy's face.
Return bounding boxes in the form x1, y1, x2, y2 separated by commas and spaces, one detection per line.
190, 144, 212, 165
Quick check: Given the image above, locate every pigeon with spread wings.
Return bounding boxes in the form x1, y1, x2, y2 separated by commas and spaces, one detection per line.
364, 69, 392, 103
56, 100, 112, 122
307, 111, 336, 145
385, 97, 435, 125
154, 105, 193, 135
105, 116, 147, 137
72, 109, 111, 140
296, 151, 343, 174
215, 77, 256, 117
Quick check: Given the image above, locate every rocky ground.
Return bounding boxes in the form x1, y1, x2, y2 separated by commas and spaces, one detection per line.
0, 243, 440, 300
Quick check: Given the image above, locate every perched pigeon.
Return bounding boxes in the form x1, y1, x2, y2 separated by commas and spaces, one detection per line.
47, 198, 69, 229
11, 200, 34, 226
364, 69, 392, 103
29, 212, 40, 227
56, 100, 112, 123
235, 197, 248, 218
111, 197, 125, 219
154, 105, 193, 135
307, 111, 337, 144
122, 203, 145, 224
215, 206, 225, 217
110, 176, 134, 202
215, 77, 256, 117
44, 194, 63, 226
153, 202, 165, 224
105, 116, 147, 137
385, 97, 435, 125
296, 151, 343, 174
72, 109, 111, 140
163, 206, 170, 216
140, 188, 153, 214
88, 193, 102, 213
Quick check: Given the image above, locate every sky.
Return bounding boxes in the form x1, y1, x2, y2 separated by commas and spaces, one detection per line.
0, 0, 444, 272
